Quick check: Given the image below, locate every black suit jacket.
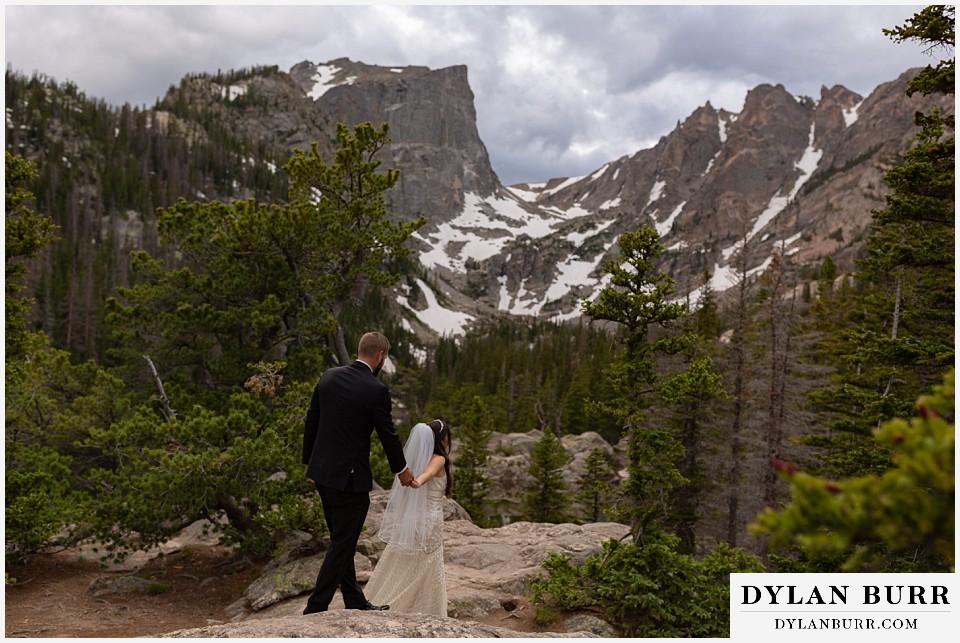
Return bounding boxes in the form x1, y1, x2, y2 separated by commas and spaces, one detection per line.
302, 360, 407, 492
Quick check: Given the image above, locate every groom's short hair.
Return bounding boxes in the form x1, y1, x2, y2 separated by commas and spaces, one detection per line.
358, 332, 390, 358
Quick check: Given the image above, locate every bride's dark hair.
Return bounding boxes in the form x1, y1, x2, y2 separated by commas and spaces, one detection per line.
427, 419, 453, 498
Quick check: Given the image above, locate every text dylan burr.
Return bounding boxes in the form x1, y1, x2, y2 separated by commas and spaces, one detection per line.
742, 584, 949, 606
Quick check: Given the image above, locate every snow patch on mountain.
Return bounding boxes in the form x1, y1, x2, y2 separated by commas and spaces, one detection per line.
541, 174, 586, 197
505, 185, 541, 202
497, 220, 618, 319
655, 201, 686, 238
783, 231, 804, 255
398, 278, 474, 337
221, 84, 247, 101
689, 255, 774, 308
589, 164, 610, 182
704, 113, 732, 175
645, 179, 666, 209
598, 196, 622, 211
565, 219, 616, 247
544, 254, 606, 302
307, 63, 356, 101
418, 191, 598, 273
843, 100, 864, 126
746, 124, 823, 241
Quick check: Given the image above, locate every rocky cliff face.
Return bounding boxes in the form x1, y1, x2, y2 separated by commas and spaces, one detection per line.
166, 58, 502, 228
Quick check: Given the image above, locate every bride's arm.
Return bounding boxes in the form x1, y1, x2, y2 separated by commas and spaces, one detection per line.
412, 454, 446, 487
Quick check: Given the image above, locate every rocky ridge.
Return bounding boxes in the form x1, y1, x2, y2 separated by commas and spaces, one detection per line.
158, 60, 951, 336
7, 59, 951, 342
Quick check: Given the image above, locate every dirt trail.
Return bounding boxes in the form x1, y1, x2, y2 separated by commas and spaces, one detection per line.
4, 546, 261, 638
4, 545, 551, 637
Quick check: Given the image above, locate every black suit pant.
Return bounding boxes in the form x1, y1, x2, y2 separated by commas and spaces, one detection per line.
303, 482, 370, 613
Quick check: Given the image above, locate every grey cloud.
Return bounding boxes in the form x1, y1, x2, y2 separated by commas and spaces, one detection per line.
4, 4, 936, 185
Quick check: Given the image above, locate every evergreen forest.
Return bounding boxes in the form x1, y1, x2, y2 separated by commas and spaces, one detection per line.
5, 7, 954, 637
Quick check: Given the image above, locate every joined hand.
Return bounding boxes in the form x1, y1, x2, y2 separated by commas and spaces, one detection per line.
397, 468, 415, 487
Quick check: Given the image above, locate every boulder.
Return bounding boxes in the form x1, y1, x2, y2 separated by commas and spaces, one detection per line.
561, 431, 615, 458
564, 614, 619, 637
487, 430, 542, 456
238, 550, 373, 614
443, 519, 628, 598
89, 574, 163, 598
446, 595, 503, 619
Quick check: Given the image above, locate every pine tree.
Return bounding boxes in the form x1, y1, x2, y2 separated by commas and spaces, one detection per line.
722, 218, 754, 546
657, 356, 728, 551
576, 448, 617, 523
809, 6, 954, 476
452, 395, 494, 526
5, 152, 59, 359
523, 426, 572, 523
759, 252, 798, 507
4, 153, 83, 563
581, 227, 692, 543
282, 123, 427, 364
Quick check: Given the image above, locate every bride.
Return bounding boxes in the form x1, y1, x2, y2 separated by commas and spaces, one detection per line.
364, 420, 452, 617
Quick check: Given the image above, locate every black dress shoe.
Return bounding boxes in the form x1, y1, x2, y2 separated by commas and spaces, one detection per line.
358, 602, 389, 611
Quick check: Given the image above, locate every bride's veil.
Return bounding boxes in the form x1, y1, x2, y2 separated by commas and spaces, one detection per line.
377, 422, 435, 552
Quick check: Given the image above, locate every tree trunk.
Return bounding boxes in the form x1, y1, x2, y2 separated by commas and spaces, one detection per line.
763, 255, 787, 508
331, 324, 351, 366
728, 266, 747, 545
144, 354, 177, 422
891, 272, 902, 340
216, 493, 254, 533
727, 223, 750, 545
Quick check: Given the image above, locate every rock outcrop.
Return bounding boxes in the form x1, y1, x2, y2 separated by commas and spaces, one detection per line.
468, 430, 626, 523
442, 519, 629, 603
68, 486, 627, 637
228, 490, 628, 624
163, 609, 596, 638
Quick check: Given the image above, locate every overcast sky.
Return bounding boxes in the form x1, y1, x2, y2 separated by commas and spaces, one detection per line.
4, 3, 937, 186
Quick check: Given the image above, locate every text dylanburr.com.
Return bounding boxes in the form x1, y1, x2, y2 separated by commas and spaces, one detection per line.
730, 573, 957, 640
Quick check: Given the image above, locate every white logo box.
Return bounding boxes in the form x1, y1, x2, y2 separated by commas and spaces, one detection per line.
730, 573, 957, 641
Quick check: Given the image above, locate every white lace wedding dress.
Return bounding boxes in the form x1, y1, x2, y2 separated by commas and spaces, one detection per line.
364, 475, 447, 616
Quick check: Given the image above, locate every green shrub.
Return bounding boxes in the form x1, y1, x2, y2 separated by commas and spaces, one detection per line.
529, 533, 763, 637
4, 441, 87, 562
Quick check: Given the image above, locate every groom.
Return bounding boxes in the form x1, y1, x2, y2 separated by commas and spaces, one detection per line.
302, 331, 415, 614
